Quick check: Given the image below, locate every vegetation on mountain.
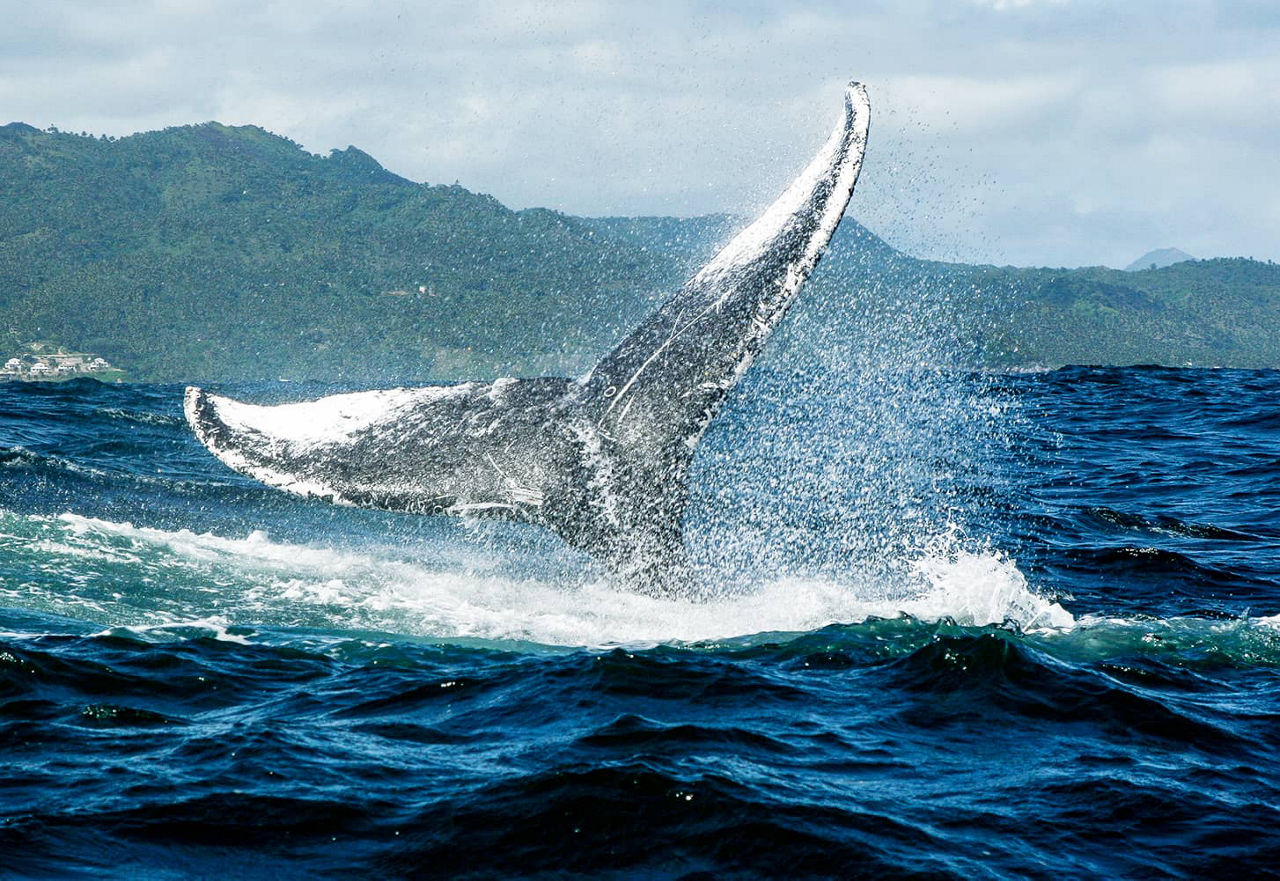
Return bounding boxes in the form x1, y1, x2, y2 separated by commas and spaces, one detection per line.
0, 122, 666, 382
956, 259, 1280, 368
2, 121, 1278, 382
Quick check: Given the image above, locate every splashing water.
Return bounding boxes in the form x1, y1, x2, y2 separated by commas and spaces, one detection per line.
681, 236, 1024, 611
0, 508, 1068, 647
0, 240, 1058, 646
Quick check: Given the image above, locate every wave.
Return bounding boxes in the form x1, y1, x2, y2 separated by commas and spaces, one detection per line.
0, 446, 107, 477
9, 508, 1280, 670
0, 506, 1270, 666
1080, 505, 1261, 541
95, 406, 186, 428
0, 508, 1071, 648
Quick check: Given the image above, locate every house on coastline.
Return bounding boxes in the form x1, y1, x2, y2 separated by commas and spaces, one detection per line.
0, 352, 118, 381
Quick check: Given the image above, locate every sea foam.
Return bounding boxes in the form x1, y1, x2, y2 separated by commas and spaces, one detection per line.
5, 510, 1073, 647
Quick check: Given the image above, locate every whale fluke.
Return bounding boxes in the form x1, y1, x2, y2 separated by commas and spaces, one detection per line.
186, 83, 871, 585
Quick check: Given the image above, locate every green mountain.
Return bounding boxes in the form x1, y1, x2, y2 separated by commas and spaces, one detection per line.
952, 259, 1280, 367
0, 122, 672, 381
2, 121, 1278, 381
586, 217, 1280, 370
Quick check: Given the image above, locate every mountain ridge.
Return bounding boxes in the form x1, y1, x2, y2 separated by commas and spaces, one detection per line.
2, 122, 1278, 381
1125, 247, 1195, 272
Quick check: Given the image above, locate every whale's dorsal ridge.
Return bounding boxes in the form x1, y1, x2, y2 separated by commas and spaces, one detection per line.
186, 82, 872, 578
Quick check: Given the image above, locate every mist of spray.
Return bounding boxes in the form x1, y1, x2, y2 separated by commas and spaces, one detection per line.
684, 238, 1015, 603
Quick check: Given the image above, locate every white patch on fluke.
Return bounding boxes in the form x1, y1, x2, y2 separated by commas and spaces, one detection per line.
183, 383, 483, 504
191, 385, 471, 453
597, 83, 869, 433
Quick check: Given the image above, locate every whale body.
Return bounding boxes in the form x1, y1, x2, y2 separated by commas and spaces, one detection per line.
186, 83, 871, 586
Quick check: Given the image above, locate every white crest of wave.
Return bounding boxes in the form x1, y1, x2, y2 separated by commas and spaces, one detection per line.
906, 549, 1074, 630
46, 513, 1071, 647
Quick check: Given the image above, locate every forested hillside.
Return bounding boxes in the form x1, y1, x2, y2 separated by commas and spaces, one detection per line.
0, 122, 672, 381
954, 259, 1280, 368
3, 121, 1278, 381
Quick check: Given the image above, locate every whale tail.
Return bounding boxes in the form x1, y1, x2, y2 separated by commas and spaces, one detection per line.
186, 83, 871, 582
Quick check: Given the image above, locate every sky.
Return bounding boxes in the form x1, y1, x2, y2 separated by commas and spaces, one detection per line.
3, 0, 1277, 268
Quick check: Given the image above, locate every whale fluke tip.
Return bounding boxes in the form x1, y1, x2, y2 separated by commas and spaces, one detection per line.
844, 82, 869, 118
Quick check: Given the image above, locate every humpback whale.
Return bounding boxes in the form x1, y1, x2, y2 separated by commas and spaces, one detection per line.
186, 82, 871, 587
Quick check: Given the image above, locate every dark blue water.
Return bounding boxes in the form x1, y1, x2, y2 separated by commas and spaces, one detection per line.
2, 367, 1279, 878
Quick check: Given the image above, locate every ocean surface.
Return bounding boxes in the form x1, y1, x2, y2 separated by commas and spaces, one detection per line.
2, 365, 1279, 878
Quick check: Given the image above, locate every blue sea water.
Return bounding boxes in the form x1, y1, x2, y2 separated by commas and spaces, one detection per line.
2, 366, 1279, 878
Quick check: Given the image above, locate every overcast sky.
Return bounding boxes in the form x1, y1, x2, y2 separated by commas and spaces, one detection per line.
3, 0, 1277, 267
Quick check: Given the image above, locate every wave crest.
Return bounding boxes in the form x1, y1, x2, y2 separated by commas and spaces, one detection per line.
0, 510, 1072, 646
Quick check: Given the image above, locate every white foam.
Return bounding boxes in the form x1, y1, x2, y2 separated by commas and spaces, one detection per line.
30, 512, 1072, 647
906, 550, 1074, 630
91, 616, 254, 644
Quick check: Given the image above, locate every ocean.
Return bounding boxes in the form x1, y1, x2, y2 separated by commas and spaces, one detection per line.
2, 364, 1279, 878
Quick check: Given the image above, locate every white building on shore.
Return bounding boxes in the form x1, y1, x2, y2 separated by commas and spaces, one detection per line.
0, 352, 117, 380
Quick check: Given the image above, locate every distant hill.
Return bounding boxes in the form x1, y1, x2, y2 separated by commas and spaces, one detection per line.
955, 257, 1280, 368
0, 121, 672, 382
1125, 248, 1195, 272
2, 121, 1279, 380
620, 221, 1280, 370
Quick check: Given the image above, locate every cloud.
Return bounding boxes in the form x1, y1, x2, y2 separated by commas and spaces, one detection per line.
970, 0, 1069, 11
880, 74, 1081, 132
1, 0, 1276, 267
